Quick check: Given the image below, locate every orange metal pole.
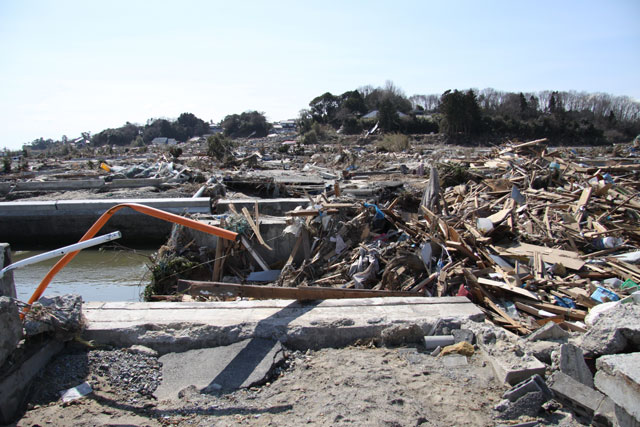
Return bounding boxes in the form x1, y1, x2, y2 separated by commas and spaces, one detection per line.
22, 203, 237, 316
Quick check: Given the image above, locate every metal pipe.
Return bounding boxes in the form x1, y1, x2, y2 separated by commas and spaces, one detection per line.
0, 231, 121, 278
22, 203, 238, 317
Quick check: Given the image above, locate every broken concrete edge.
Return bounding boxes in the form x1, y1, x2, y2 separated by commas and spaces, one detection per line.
0, 340, 64, 424
0, 292, 86, 423
0, 296, 22, 368
0, 243, 16, 299
594, 352, 640, 423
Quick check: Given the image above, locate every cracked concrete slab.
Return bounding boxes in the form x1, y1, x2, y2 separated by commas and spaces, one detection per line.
154, 339, 285, 401
82, 297, 484, 353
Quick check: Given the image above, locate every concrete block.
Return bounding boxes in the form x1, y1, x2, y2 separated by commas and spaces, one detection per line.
579, 303, 640, 357
82, 297, 485, 353
595, 352, 640, 423
550, 371, 605, 419
496, 391, 547, 420
154, 338, 285, 400
0, 297, 22, 367
614, 404, 640, 427
552, 343, 594, 388
528, 340, 561, 365
503, 374, 552, 403
526, 321, 569, 342
0, 243, 15, 298
593, 396, 616, 427
0, 340, 64, 424
479, 339, 546, 386
452, 328, 475, 344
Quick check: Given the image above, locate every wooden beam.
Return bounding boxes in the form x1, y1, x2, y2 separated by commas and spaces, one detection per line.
180, 280, 419, 300
212, 219, 226, 281
240, 235, 269, 271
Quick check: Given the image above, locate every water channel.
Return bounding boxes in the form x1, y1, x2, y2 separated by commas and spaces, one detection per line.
12, 248, 154, 302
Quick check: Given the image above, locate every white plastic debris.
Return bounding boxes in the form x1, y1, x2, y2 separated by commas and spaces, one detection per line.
477, 217, 494, 233
60, 382, 93, 402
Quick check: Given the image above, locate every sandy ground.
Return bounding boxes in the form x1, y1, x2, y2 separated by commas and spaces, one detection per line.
14, 344, 581, 427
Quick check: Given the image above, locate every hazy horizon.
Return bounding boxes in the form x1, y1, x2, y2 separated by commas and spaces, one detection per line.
1, 0, 639, 150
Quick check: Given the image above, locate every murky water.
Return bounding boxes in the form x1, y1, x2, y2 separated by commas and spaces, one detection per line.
12, 249, 154, 303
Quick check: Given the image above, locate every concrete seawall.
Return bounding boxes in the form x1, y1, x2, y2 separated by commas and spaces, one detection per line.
0, 198, 211, 247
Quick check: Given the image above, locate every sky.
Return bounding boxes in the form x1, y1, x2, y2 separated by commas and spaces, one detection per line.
0, 0, 639, 150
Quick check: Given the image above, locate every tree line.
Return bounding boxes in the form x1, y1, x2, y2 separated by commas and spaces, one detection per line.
298, 83, 640, 145
23, 84, 640, 150
24, 111, 271, 150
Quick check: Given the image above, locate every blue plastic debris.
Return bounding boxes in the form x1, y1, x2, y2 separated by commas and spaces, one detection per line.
591, 286, 620, 303
554, 296, 576, 309
363, 202, 385, 220
602, 173, 614, 184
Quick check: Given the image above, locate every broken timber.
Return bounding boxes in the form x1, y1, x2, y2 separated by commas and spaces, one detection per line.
180, 280, 418, 300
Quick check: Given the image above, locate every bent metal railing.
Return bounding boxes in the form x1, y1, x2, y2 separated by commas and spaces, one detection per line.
21, 203, 238, 318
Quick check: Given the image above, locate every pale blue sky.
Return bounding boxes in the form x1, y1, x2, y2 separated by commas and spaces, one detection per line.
1, 0, 638, 149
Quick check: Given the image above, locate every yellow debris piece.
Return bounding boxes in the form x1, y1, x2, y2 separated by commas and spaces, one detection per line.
439, 341, 475, 357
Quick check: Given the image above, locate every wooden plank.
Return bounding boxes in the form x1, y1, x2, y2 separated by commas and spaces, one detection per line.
487, 207, 512, 225
513, 298, 586, 321
573, 186, 593, 224
477, 277, 540, 301
496, 242, 585, 271
283, 229, 304, 270
322, 203, 355, 209
242, 207, 272, 251
463, 268, 530, 334
285, 208, 339, 217
181, 280, 418, 300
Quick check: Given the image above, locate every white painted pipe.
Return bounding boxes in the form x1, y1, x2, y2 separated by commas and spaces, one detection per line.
0, 231, 122, 278
192, 185, 206, 198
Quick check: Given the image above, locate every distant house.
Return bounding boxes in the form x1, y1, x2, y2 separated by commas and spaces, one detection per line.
152, 137, 178, 145
362, 110, 408, 120
209, 124, 224, 134
73, 136, 91, 147
280, 120, 296, 130
271, 119, 296, 134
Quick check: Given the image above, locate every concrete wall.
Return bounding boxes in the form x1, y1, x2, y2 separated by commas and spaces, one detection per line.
0, 198, 211, 248
0, 178, 163, 195
184, 218, 299, 267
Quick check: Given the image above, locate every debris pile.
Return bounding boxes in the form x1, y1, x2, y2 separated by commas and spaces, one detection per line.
175, 139, 640, 340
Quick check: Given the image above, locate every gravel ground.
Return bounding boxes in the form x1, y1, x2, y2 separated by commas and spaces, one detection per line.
16, 344, 582, 426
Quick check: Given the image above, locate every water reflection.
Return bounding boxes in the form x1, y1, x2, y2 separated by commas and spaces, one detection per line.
12, 248, 154, 303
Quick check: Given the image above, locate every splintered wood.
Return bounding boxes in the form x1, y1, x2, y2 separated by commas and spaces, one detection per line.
187, 139, 640, 336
